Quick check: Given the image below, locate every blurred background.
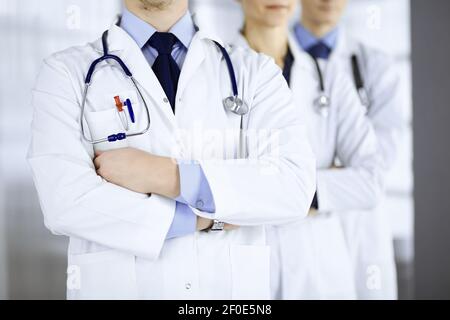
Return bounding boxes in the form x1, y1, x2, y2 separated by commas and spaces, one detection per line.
0, 0, 448, 299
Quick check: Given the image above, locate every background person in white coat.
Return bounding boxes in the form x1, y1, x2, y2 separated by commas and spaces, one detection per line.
27, 0, 316, 299
298, 0, 404, 299
236, 0, 384, 299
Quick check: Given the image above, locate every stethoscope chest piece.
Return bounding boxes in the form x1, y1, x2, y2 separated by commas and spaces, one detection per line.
315, 94, 330, 118
224, 96, 249, 116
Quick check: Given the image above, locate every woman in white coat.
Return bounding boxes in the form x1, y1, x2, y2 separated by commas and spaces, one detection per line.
235, 0, 384, 299
27, 0, 316, 300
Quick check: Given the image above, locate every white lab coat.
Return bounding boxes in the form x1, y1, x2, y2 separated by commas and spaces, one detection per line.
232, 33, 384, 299
326, 30, 404, 300
27, 24, 317, 300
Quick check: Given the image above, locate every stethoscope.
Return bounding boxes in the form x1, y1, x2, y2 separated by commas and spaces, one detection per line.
311, 54, 371, 117
80, 29, 248, 146
351, 54, 370, 108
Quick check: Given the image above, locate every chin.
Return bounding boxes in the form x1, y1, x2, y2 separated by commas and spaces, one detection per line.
314, 9, 340, 22
314, 14, 337, 25
139, 0, 173, 10
263, 15, 289, 27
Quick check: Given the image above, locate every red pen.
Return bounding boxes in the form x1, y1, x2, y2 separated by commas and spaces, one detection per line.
114, 96, 124, 112
114, 96, 128, 130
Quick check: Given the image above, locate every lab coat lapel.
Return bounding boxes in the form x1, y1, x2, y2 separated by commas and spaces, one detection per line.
329, 28, 351, 63
232, 33, 250, 49
98, 24, 178, 128
287, 31, 316, 73
176, 31, 206, 102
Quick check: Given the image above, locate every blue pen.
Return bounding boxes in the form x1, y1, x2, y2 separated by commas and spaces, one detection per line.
125, 98, 136, 124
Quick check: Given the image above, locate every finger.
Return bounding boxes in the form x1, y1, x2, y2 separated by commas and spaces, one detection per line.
196, 217, 213, 231
93, 157, 101, 170
224, 224, 239, 231
95, 150, 104, 157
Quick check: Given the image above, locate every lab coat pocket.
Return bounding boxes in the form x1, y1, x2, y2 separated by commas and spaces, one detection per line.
85, 108, 129, 152
230, 245, 271, 300
67, 250, 138, 300
312, 216, 356, 299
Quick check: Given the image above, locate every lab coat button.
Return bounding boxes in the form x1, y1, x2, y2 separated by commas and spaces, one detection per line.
163, 98, 169, 103
196, 200, 204, 208
185, 283, 192, 290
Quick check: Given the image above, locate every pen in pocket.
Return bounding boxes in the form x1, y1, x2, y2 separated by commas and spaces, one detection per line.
114, 95, 129, 131
124, 98, 136, 124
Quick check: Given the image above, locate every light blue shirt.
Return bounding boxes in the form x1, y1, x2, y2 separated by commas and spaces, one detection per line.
121, 7, 196, 68
120, 8, 215, 240
294, 22, 339, 53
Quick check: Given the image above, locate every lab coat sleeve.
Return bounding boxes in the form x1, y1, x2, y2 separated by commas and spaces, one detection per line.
196, 55, 317, 226
176, 162, 215, 212
27, 56, 175, 260
316, 73, 384, 212
365, 50, 406, 170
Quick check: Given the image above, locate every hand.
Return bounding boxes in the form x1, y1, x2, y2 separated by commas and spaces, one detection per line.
196, 217, 239, 232
197, 217, 213, 231
224, 224, 240, 231
94, 148, 180, 198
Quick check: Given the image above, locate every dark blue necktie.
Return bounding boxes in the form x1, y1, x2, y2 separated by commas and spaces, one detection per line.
282, 47, 295, 86
149, 32, 181, 112
307, 42, 331, 60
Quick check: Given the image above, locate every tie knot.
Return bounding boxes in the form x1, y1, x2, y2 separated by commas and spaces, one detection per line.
149, 32, 178, 55
307, 42, 331, 60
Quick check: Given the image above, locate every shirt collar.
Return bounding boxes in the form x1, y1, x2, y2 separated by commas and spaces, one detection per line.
120, 7, 196, 50
294, 22, 339, 51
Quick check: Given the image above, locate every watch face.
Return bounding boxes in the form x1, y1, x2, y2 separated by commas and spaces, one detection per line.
211, 221, 225, 231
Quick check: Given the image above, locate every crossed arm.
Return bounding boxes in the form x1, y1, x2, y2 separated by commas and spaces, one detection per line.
94, 147, 235, 232
28, 55, 315, 259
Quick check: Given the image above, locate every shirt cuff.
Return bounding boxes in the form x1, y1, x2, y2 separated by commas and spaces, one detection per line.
166, 202, 197, 240
176, 161, 216, 213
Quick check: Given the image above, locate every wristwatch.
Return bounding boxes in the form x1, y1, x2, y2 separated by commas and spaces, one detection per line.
210, 220, 225, 232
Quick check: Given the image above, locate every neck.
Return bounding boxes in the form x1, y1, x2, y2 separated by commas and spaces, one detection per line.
125, 0, 188, 32
300, 15, 337, 38
243, 20, 289, 68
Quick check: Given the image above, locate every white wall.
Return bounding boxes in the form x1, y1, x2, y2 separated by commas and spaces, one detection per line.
1, 0, 122, 179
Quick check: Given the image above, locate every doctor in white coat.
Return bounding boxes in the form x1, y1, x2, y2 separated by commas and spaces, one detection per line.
298, 0, 404, 299
235, 0, 384, 299
27, 0, 316, 300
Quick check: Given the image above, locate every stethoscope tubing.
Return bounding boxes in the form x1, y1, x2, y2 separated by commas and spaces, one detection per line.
310, 53, 371, 116
80, 29, 247, 148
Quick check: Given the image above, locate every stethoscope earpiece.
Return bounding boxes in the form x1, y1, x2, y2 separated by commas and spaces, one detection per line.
224, 96, 249, 116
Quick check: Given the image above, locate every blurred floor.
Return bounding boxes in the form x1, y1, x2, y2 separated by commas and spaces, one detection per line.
0, 173, 7, 299
4, 181, 67, 299
395, 238, 415, 300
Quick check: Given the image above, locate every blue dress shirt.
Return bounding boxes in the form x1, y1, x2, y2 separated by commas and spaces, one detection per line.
294, 22, 339, 55
120, 8, 216, 239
